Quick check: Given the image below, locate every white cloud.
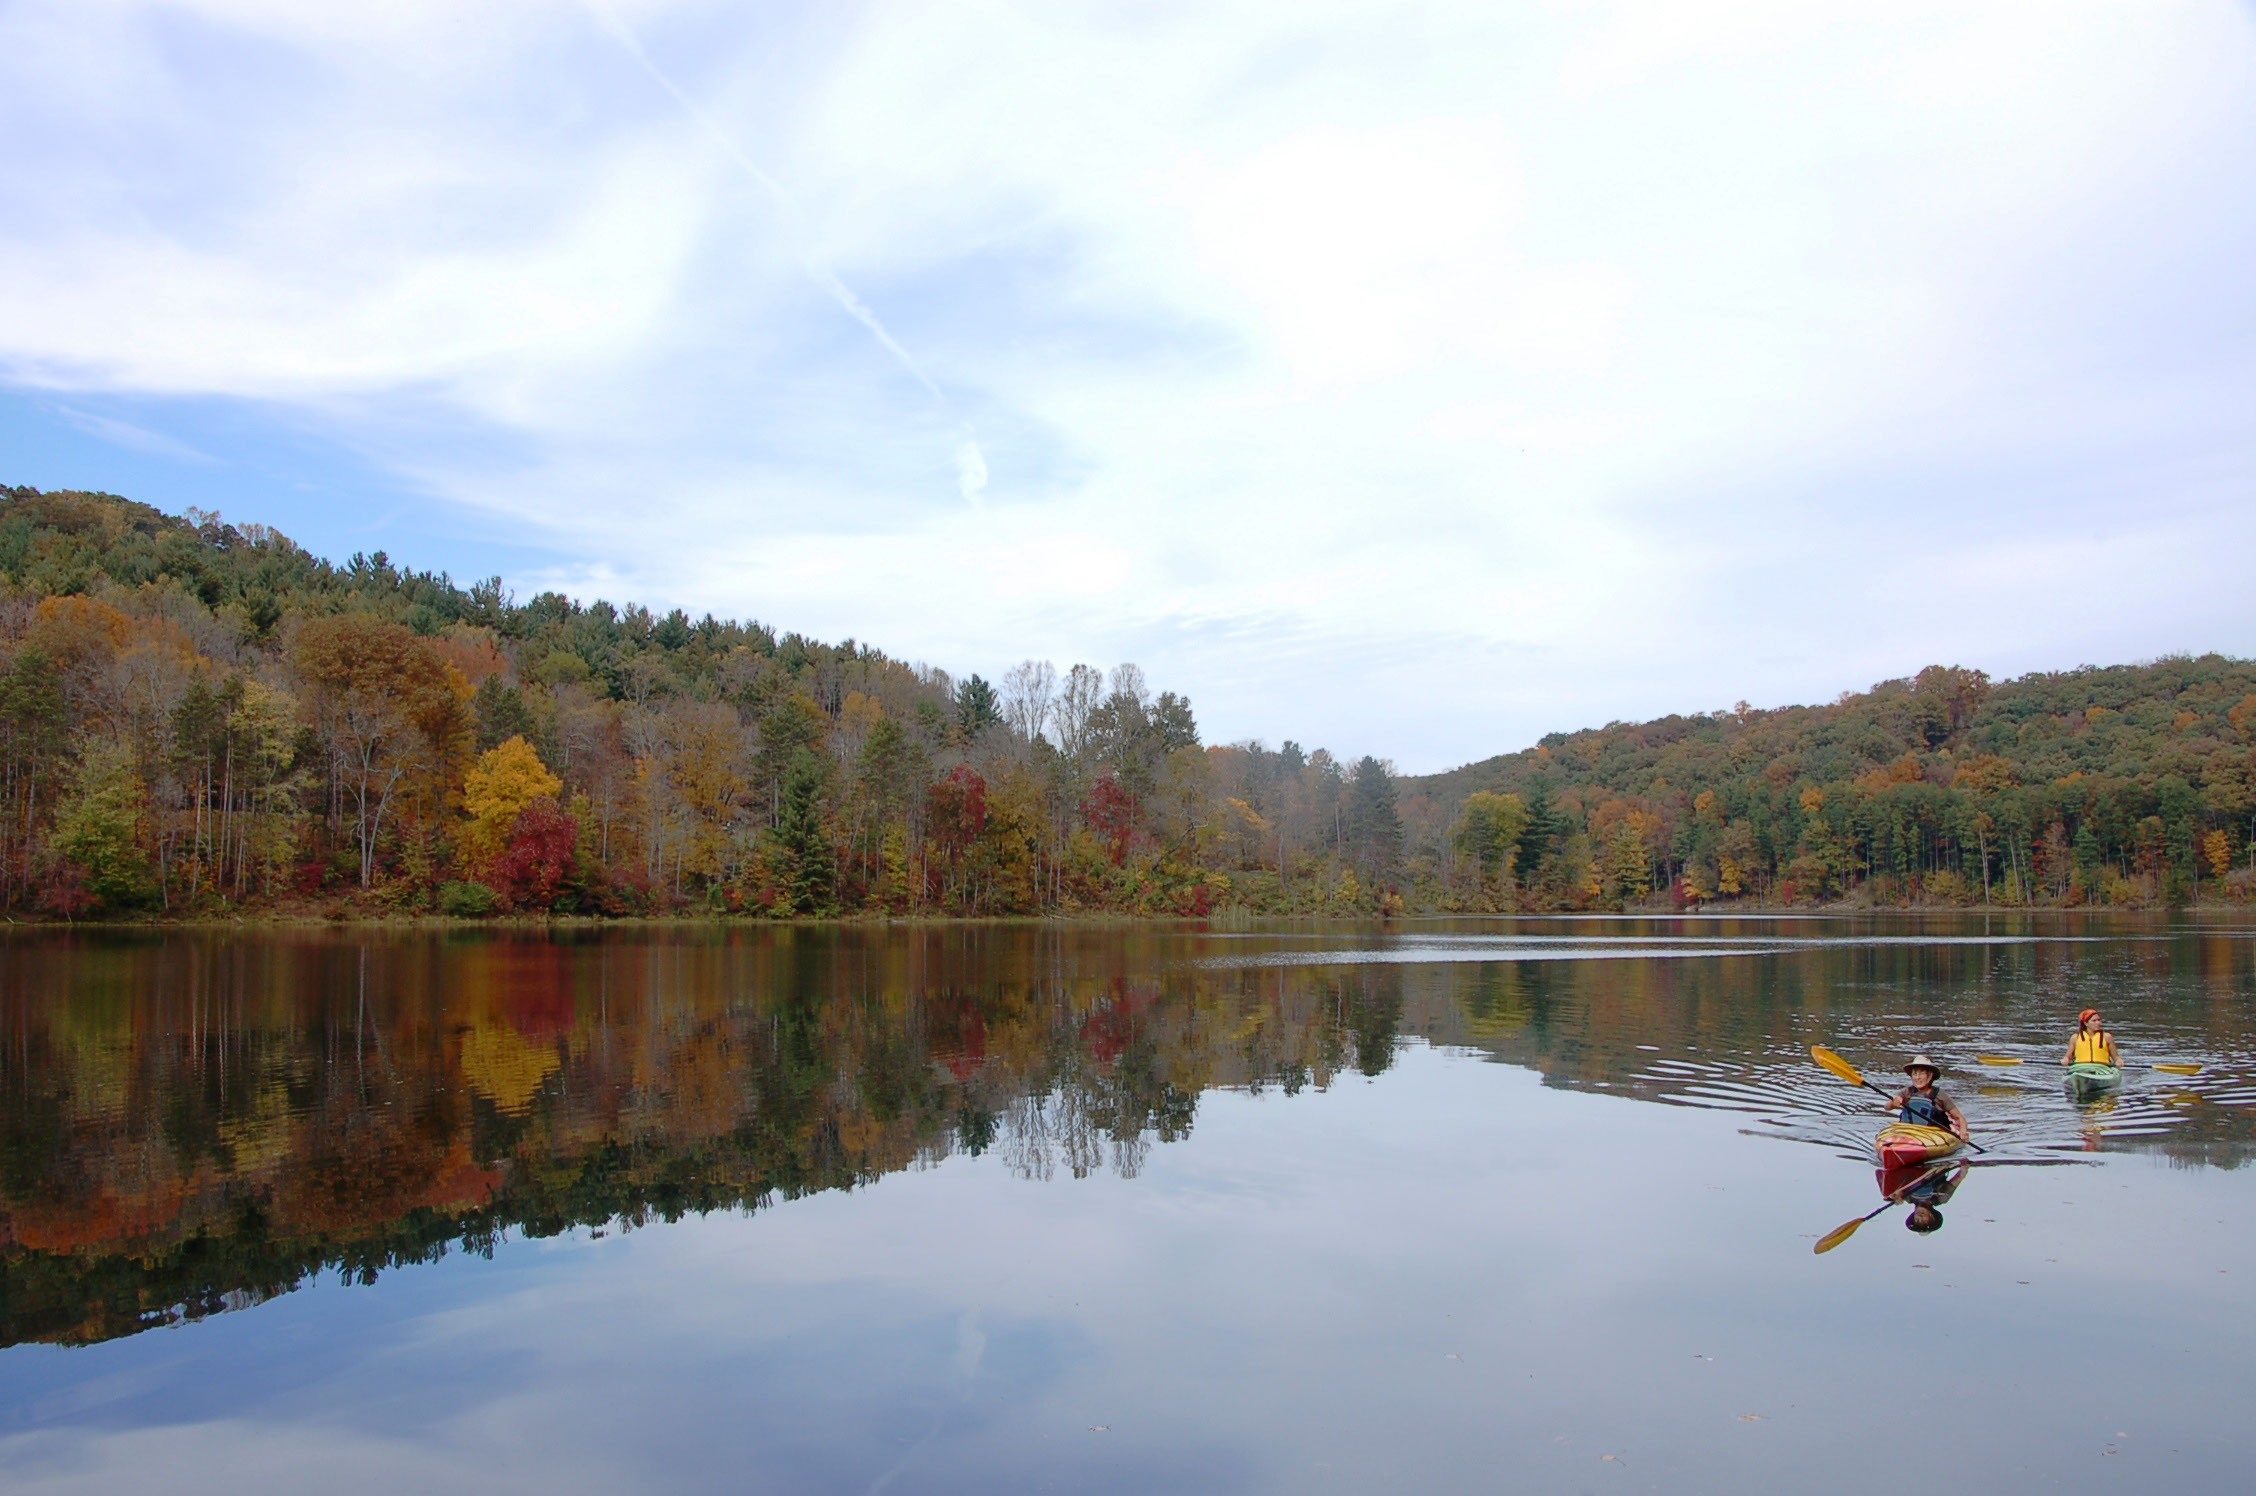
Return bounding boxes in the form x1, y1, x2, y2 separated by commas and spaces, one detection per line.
2, 1, 2253, 767
49, 405, 216, 464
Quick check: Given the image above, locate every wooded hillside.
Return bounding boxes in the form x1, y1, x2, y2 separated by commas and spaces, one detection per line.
0, 486, 1403, 918
1400, 656, 2256, 909
3, 483, 2249, 917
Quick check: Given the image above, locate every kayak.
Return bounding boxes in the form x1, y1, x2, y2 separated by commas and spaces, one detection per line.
2066, 1062, 2123, 1092
1877, 1159, 1953, 1199
1876, 1122, 1962, 1169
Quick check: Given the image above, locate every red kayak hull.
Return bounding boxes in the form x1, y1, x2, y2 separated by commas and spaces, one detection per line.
1876, 1123, 1961, 1169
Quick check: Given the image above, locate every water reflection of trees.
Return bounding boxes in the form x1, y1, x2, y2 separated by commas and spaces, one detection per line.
5, 922, 2250, 1348
1, 930, 1415, 1347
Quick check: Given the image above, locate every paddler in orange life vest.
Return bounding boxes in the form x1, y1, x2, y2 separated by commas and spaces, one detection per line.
2062, 1008, 2118, 1068
1886, 1054, 1969, 1143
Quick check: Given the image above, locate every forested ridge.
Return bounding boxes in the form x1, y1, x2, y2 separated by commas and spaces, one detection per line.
2, 482, 2252, 918
0, 485, 1398, 919
1401, 655, 2256, 909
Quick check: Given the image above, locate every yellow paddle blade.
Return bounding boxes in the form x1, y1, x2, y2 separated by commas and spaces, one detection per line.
1975, 1055, 2024, 1066
1813, 1217, 1865, 1254
1810, 1044, 1866, 1089
2152, 1063, 2203, 1076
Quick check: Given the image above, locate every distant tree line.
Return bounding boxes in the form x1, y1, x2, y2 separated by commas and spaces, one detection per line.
8, 485, 2253, 917
1407, 657, 2256, 910
0, 487, 1409, 919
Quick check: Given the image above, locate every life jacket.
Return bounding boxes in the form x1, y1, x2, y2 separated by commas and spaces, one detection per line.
2070, 1030, 2115, 1065
1900, 1088, 1951, 1129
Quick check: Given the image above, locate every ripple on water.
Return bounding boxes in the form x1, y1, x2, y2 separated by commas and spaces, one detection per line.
1623, 1037, 2247, 1166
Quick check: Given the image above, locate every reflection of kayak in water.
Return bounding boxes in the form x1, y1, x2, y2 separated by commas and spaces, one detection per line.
1877, 1158, 1968, 1236
2067, 1062, 2122, 1094
1819, 1158, 1970, 1253
1877, 1159, 1949, 1200
1876, 1123, 1962, 1168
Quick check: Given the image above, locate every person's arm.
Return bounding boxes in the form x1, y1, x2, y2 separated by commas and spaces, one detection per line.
2105, 1032, 2120, 1064
2062, 1037, 2075, 1066
1944, 1096, 1969, 1140
1886, 1087, 1908, 1113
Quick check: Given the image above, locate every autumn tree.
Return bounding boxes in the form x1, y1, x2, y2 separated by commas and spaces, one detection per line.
293, 615, 469, 886
1451, 790, 1528, 892
486, 797, 578, 911
463, 736, 563, 866
46, 742, 152, 913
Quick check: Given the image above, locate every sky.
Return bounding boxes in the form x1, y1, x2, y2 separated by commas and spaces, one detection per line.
2, 1, 2254, 773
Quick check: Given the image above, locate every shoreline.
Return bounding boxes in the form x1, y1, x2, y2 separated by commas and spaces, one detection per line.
4, 900, 2244, 932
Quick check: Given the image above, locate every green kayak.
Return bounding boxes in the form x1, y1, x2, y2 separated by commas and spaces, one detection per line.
2067, 1061, 2122, 1092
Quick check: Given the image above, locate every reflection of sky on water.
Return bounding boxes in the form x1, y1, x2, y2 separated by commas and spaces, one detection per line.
1194, 929, 2129, 971
5, 1045, 2253, 1494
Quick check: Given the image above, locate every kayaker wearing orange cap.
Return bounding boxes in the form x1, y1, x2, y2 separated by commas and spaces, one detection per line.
1886, 1054, 1969, 1142
2062, 1008, 2118, 1068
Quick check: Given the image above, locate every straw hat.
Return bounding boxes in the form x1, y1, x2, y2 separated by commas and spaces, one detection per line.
1903, 1053, 1945, 1077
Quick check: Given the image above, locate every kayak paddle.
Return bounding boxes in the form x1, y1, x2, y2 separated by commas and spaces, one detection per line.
1814, 1200, 1896, 1255
1974, 1054, 2203, 1076
1810, 1043, 1894, 1099
1809, 1044, 1988, 1153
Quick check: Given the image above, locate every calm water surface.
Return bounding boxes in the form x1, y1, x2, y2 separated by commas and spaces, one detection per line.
3, 915, 2254, 1493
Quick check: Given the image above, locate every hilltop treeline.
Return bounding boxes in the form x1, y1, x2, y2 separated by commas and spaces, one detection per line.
0, 486, 1406, 919
1402, 655, 2256, 908
6, 483, 2253, 917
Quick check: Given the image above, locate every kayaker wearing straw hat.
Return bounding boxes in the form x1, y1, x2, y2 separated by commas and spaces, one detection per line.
1886, 1054, 1969, 1143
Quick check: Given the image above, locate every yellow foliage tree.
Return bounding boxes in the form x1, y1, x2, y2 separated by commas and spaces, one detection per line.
2203, 828, 2232, 880
462, 736, 562, 864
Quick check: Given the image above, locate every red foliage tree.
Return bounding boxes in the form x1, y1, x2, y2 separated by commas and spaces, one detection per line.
1081, 775, 1137, 866
485, 797, 577, 912
926, 766, 988, 857
36, 860, 96, 919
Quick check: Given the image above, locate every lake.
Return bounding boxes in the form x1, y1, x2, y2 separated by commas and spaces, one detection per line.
3, 916, 2253, 1493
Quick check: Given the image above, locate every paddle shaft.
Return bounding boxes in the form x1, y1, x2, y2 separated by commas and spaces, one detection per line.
1977, 1054, 2202, 1076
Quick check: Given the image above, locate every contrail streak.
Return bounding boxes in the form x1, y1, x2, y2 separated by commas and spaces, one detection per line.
583, 0, 959, 420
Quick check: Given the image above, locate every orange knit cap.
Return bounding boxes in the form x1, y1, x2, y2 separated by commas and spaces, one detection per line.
2078, 1008, 2100, 1025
